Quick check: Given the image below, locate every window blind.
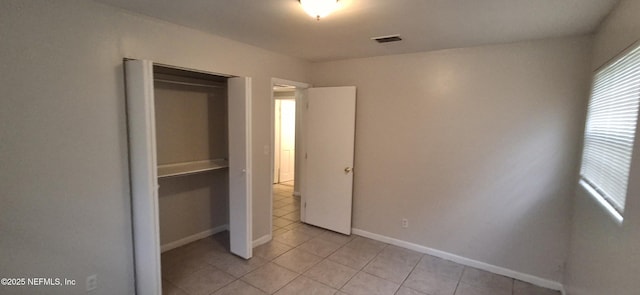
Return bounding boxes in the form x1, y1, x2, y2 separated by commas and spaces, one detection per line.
580, 43, 640, 214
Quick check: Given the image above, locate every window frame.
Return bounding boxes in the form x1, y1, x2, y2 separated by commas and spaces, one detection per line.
579, 40, 640, 224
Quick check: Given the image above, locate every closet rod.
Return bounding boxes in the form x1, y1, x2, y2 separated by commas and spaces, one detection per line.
154, 78, 224, 89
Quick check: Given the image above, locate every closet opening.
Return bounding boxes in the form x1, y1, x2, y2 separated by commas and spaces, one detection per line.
153, 64, 230, 248
125, 60, 252, 295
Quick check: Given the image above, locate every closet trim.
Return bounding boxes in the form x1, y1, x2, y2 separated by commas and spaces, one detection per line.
125, 59, 253, 295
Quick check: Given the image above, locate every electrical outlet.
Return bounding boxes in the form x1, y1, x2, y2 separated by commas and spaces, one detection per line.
401, 218, 409, 228
86, 275, 97, 291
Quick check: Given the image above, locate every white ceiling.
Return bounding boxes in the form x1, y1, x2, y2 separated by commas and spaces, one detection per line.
95, 0, 619, 62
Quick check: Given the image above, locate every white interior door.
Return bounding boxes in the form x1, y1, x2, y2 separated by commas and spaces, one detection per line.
125, 59, 162, 295
279, 99, 296, 183
302, 86, 356, 235
228, 77, 253, 259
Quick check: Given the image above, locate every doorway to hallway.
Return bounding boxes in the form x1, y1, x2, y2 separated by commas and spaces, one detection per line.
271, 181, 301, 236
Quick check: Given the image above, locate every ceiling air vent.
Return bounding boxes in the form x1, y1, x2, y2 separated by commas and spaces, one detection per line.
372, 35, 402, 43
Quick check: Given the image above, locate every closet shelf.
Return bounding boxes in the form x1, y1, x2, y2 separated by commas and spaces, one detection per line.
158, 159, 228, 178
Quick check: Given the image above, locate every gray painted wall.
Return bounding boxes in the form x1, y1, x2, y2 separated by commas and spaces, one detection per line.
0, 0, 308, 294
310, 37, 593, 282
158, 171, 229, 245
565, 0, 640, 294
155, 84, 228, 165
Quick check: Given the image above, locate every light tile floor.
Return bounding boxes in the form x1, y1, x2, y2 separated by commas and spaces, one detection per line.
161, 182, 560, 295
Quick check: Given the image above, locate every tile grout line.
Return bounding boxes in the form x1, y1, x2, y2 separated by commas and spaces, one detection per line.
339, 241, 394, 293
267, 185, 302, 294
321, 235, 371, 270
207, 278, 239, 295
320, 233, 362, 290
285, 227, 353, 293
452, 266, 468, 295
393, 251, 424, 295
272, 186, 422, 294
165, 278, 192, 295
357, 243, 431, 294
270, 272, 302, 295
309, 234, 369, 292
300, 270, 347, 293
255, 225, 308, 293
203, 256, 242, 294
360, 243, 401, 292
168, 186, 295, 295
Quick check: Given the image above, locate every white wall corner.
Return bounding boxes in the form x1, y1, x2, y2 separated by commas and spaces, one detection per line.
351, 228, 565, 293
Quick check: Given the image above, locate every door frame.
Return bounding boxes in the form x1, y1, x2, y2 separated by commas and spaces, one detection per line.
270, 78, 310, 231
126, 59, 253, 295
274, 99, 281, 184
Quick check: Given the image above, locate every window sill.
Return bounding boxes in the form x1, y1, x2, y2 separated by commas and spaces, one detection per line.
579, 179, 624, 225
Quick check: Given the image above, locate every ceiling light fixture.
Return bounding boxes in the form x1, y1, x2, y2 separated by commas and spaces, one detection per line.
299, 0, 339, 21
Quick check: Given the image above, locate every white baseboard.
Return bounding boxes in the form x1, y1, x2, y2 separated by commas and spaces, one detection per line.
252, 233, 272, 248
161, 224, 228, 253
293, 191, 301, 197
351, 228, 564, 292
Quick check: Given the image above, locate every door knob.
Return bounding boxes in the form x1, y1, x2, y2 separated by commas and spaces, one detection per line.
344, 167, 353, 174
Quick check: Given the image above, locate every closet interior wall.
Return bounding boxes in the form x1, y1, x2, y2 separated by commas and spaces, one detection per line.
153, 65, 230, 247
